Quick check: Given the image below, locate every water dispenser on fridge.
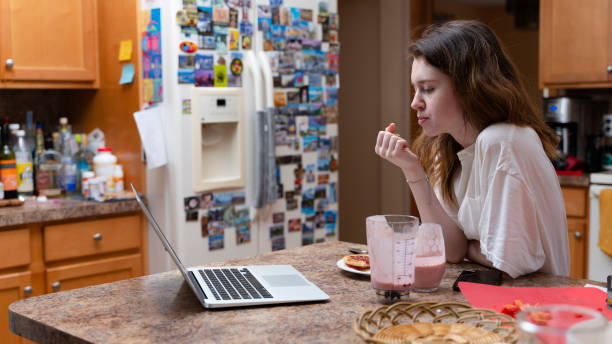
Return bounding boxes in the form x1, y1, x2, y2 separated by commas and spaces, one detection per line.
191, 87, 245, 192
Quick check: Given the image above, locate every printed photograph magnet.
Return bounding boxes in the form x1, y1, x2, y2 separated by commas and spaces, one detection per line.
208, 223, 224, 250
201, 192, 214, 209
272, 212, 285, 224
201, 215, 209, 237
186, 209, 199, 221
184, 196, 201, 210
269, 224, 284, 238
271, 237, 286, 251
228, 29, 240, 50
288, 218, 301, 232
214, 64, 228, 86
182, 99, 192, 115
197, 7, 213, 35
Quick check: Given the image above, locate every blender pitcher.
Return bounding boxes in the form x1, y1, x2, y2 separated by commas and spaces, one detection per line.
366, 215, 419, 302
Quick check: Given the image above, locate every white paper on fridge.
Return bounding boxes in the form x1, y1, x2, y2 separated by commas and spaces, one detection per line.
133, 107, 168, 169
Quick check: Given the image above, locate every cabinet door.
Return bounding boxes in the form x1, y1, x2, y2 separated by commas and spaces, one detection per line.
45, 254, 142, 293
567, 218, 586, 279
0, 0, 97, 82
539, 0, 612, 85
0, 272, 32, 344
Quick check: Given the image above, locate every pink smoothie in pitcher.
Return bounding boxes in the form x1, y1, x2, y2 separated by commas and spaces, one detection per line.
413, 255, 445, 290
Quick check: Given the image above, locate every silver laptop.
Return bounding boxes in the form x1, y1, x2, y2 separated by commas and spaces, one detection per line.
132, 185, 330, 308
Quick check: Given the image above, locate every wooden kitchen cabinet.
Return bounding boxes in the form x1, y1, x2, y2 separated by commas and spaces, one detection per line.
45, 254, 142, 293
561, 186, 588, 278
0, 0, 98, 88
0, 272, 32, 344
539, 0, 612, 88
0, 228, 33, 344
1, 213, 146, 342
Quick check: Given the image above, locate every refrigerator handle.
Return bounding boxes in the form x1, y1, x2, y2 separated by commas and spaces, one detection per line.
256, 50, 274, 109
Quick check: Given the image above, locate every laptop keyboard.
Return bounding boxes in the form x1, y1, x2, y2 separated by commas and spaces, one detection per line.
198, 268, 273, 301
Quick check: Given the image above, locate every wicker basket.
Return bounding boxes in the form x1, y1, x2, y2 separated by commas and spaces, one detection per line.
353, 301, 519, 344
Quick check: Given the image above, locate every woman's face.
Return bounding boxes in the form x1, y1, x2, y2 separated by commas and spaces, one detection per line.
410, 57, 477, 147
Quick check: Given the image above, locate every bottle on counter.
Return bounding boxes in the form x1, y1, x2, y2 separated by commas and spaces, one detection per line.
0, 121, 19, 199
36, 135, 62, 198
24, 110, 35, 159
14, 130, 34, 196
73, 134, 94, 193
8, 123, 20, 147
93, 147, 117, 193
113, 164, 124, 193
33, 122, 45, 195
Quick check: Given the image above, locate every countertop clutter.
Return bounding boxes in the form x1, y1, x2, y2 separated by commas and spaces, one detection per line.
9, 241, 601, 344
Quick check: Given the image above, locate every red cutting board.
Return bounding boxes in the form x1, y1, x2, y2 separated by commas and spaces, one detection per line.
458, 282, 612, 320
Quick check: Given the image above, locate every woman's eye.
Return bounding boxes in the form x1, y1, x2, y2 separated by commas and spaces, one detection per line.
422, 88, 434, 94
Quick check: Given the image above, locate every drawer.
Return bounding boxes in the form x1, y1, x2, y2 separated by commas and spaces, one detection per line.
44, 215, 140, 262
0, 228, 30, 269
45, 254, 142, 293
561, 187, 587, 218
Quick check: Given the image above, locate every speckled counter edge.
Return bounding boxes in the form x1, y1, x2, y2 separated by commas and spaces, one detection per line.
0, 199, 140, 227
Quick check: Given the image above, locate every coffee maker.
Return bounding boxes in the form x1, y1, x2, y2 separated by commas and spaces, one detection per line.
542, 97, 587, 162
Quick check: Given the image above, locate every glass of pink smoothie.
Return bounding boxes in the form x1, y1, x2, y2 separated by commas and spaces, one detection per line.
412, 223, 445, 292
366, 215, 418, 303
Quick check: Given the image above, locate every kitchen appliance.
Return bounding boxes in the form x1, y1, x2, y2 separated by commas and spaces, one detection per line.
144, 0, 340, 274
588, 172, 612, 282
542, 97, 587, 161
603, 114, 612, 171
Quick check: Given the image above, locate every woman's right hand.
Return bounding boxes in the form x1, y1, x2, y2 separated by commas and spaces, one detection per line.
375, 123, 422, 177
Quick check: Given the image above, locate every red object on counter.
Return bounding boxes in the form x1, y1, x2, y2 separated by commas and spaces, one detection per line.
458, 282, 612, 320
556, 170, 583, 176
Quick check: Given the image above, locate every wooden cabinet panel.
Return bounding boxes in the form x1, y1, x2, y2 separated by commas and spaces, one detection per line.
0, 0, 98, 85
44, 215, 140, 262
45, 254, 142, 293
0, 272, 31, 344
0, 229, 30, 270
567, 218, 586, 279
561, 187, 586, 218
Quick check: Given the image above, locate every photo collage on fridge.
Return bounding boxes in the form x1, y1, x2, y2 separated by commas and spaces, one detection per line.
178, 0, 340, 252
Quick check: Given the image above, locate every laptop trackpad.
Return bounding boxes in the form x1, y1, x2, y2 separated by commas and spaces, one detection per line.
262, 274, 309, 287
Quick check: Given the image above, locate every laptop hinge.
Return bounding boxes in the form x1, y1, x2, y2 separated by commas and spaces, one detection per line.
187, 270, 208, 300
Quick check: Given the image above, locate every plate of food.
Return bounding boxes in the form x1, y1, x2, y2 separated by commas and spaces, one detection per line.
337, 254, 370, 275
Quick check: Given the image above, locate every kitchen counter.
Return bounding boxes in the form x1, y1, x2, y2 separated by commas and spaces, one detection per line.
9, 241, 603, 344
0, 198, 139, 227
558, 173, 590, 187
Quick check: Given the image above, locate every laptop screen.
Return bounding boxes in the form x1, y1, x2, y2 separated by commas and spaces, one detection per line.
131, 184, 191, 281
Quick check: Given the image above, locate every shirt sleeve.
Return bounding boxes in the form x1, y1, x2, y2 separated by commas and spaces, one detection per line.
477, 169, 546, 278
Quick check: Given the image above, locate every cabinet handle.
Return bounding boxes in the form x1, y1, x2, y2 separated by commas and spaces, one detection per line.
23, 286, 33, 296
5, 59, 14, 69
51, 282, 61, 292
93, 233, 103, 241
573, 231, 582, 239
607, 65, 612, 73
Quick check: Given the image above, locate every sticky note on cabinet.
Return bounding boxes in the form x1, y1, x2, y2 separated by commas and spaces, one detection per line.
119, 40, 133, 61
143, 78, 154, 102
119, 63, 135, 84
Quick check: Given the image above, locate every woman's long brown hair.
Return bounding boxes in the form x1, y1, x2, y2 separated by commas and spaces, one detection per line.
409, 20, 559, 205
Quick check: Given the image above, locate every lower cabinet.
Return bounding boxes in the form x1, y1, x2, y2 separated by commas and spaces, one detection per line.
567, 218, 587, 279
561, 186, 588, 279
0, 272, 32, 344
2, 213, 145, 342
46, 254, 142, 293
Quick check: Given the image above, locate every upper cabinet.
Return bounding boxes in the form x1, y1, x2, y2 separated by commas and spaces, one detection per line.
539, 0, 612, 89
0, 0, 98, 88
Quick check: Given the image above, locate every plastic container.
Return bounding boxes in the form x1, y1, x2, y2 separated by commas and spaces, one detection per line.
81, 171, 95, 198
93, 147, 117, 192
113, 165, 124, 193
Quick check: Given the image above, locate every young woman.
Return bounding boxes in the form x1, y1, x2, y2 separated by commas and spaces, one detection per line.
375, 20, 569, 278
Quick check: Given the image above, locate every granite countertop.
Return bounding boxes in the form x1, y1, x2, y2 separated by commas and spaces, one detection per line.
9, 241, 602, 344
0, 198, 139, 227
558, 173, 590, 187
